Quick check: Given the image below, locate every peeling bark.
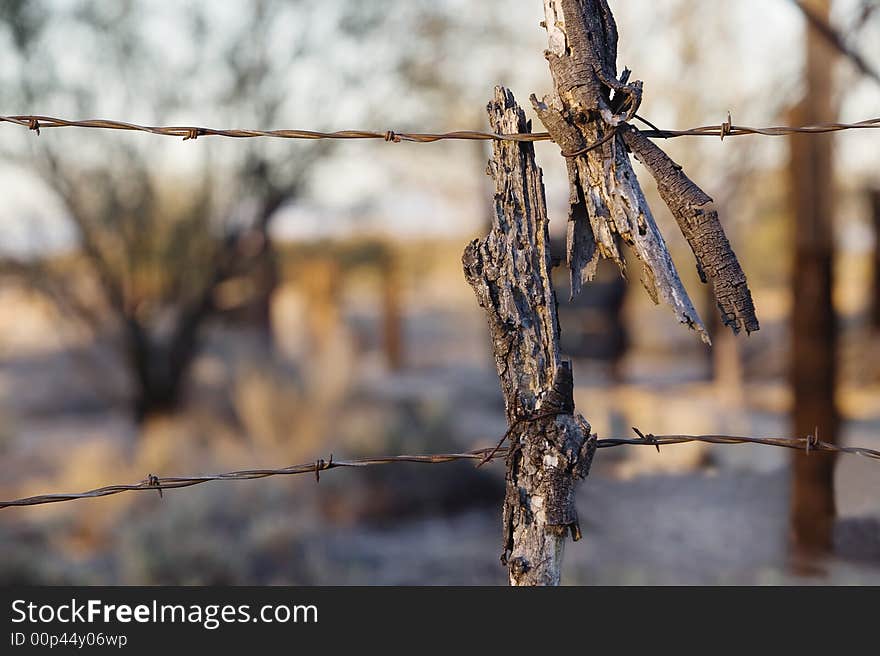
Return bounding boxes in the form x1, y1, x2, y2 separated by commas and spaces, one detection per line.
463, 87, 595, 586
534, 0, 759, 340
623, 128, 759, 334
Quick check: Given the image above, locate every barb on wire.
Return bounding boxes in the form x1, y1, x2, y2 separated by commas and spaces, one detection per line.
608, 428, 880, 463
0, 447, 509, 509
2, 429, 878, 510
1, 114, 878, 153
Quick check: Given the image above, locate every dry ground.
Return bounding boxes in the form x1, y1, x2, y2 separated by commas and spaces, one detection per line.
1, 252, 879, 585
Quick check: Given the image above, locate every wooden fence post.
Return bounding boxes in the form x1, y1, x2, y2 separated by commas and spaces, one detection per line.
464, 87, 596, 586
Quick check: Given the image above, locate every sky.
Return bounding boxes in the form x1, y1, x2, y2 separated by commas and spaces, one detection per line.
0, 0, 878, 255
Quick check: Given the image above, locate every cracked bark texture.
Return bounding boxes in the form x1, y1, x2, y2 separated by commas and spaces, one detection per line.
624, 128, 759, 334
463, 87, 596, 586
534, 0, 759, 341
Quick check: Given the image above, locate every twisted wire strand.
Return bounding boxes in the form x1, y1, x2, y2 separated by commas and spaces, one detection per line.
1, 114, 878, 147
2, 431, 878, 509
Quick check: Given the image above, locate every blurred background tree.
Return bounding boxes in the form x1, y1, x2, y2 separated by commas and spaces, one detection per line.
0, 0, 546, 424
0, 0, 396, 422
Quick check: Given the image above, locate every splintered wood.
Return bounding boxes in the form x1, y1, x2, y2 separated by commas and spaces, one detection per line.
535, 0, 759, 340
463, 87, 596, 586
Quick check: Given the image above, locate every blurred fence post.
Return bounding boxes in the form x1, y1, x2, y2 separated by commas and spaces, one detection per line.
380, 248, 405, 372
872, 189, 880, 332
788, 0, 839, 557
463, 87, 596, 586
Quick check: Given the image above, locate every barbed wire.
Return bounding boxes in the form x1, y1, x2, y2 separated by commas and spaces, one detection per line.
1, 114, 878, 151
2, 429, 878, 509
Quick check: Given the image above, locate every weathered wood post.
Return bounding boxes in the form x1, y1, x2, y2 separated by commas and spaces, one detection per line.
464, 88, 596, 586
467, 1, 759, 586
871, 189, 880, 332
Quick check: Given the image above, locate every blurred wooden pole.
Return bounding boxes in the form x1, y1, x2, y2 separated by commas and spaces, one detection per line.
380, 249, 405, 372
707, 285, 745, 407
303, 256, 342, 356
253, 237, 279, 348
788, 0, 839, 556
872, 189, 880, 331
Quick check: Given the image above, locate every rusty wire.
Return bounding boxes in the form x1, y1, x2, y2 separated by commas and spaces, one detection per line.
2, 429, 878, 509
1, 114, 878, 151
